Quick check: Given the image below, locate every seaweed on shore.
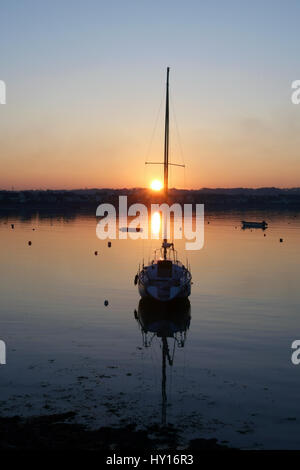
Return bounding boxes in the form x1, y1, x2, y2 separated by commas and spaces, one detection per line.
0, 412, 234, 451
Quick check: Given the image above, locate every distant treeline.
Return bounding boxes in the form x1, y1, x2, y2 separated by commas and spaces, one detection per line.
1, 187, 300, 212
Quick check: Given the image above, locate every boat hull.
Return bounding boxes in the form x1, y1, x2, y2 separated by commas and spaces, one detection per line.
241, 220, 268, 229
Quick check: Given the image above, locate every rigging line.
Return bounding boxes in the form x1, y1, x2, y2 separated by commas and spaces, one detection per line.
153, 340, 160, 384
181, 339, 187, 418
170, 91, 188, 190
149, 345, 158, 411
140, 337, 145, 401
149, 347, 157, 389
144, 93, 164, 165
176, 337, 186, 421
170, 91, 185, 166
150, 341, 160, 403
148, 228, 153, 264
142, 152, 147, 256
169, 338, 176, 407
143, 90, 163, 265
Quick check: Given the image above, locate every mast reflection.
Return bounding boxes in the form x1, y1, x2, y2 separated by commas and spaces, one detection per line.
134, 298, 191, 425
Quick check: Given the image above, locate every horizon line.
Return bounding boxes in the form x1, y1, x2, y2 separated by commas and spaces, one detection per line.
1, 186, 300, 192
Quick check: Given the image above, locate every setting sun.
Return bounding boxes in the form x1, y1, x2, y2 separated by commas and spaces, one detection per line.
150, 179, 163, 191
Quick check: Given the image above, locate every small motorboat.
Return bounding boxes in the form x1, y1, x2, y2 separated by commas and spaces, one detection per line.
241, 220, 268, 230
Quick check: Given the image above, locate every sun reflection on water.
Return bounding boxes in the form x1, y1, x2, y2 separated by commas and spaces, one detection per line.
151, 211, 161, 236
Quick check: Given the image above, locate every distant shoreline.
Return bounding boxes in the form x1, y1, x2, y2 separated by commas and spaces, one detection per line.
1, 188, 300, 213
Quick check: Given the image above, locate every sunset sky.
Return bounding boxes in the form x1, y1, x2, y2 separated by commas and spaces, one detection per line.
1, 0, 300, 190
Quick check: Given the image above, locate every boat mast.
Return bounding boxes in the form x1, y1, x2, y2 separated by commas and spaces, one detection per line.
161, 336, 173, 426
163, 67, 170, 259
164, 67, 169, 199
161, 337, 167, 425
145, 68, 185, 260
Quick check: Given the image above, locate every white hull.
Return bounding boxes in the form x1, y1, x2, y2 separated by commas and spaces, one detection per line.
137, 259, 191, 302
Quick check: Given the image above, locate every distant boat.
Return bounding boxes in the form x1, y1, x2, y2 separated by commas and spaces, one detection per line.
241, 220, 268, 230
135, 68, 192, 302
120, 227, 143, 232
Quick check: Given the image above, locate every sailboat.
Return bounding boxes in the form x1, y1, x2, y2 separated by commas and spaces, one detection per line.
134, 298, 191, 425
135, 68, 192, 302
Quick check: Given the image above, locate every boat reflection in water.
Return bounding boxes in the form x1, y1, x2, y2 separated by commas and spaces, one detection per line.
134, 298, 191, 425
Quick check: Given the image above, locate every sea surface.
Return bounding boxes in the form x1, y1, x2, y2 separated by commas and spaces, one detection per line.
0, 210, 300, 449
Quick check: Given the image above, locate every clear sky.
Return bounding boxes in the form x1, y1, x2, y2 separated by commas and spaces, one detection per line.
1, 0, 300, 189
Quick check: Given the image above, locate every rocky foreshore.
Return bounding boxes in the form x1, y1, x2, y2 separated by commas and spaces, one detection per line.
0, 412, 234, 452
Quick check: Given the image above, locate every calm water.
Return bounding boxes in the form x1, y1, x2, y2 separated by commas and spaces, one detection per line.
0, 210, 300, 449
